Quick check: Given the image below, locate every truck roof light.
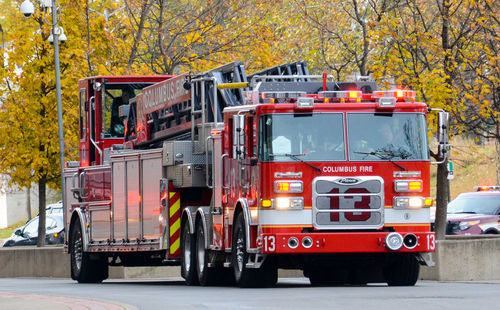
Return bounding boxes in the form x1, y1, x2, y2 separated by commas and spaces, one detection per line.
373, 89, 416, 103
296, 97, 314, 108
260, 91, 306, 103
377, 97, 397, 108
318, 90, 362, 102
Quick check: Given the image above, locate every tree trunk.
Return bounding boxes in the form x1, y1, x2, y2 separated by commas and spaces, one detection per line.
496, 128, 500, 185
434, 0, 452, 240
36, 176, 47, 247
434, 161, 449, 240
26, 186, 31, 220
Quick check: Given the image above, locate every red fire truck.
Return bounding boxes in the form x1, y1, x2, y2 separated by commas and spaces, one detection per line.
64, 62, 448, 287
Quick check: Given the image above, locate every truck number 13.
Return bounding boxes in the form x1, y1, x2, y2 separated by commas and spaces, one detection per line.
426, 234, 435, 250
263, 235, 275, 252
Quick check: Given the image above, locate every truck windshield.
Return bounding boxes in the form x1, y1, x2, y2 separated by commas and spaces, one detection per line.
347, 113, 429, 161
102, 83, 152, 139
259, 113, 346, 162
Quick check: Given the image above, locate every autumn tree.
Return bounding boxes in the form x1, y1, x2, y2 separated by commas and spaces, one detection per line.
0, 1, 80, 246
451, 0, 499, 184
119, 0, 281, 75
292, 0, 402, 78
371, 0, 498, 239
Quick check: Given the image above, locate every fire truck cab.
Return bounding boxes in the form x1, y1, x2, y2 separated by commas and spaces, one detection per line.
64, 62, 447, 287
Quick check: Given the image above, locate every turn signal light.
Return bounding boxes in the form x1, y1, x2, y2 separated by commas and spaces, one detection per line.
260, 199, 273, 208
274, 180, 303, 193
394, 180, 423, 193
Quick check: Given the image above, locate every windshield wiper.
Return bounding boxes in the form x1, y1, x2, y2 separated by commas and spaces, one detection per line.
269, 153, 321, 172
353, 150, 407, 171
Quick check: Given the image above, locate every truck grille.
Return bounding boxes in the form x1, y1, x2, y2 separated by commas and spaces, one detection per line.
312, 176, 384, 230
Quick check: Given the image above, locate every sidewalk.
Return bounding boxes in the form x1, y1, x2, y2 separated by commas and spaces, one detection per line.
0, 292, 137, 310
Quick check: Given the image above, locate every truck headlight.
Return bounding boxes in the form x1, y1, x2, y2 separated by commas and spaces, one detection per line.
393, 196, 424, 209
275, 197, 304, 210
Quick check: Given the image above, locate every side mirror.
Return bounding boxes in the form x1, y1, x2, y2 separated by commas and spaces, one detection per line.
437, 111, 449, 145
14, 229, 22, 236
430, 109, 450, 164
233, 114, 246, 159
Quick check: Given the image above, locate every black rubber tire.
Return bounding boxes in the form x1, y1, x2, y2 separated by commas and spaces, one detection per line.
70, 222, 108, 283
383, 253, 420, 286
232, 213, 277, 288
196, 222, 219, 286
180, 221, 198, 285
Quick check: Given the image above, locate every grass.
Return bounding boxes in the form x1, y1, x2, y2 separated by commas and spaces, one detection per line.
431, 137, 497, 200
0, 220, 27, 240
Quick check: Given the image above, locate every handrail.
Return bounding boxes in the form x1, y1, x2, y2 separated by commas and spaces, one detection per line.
89, 96, 103, 161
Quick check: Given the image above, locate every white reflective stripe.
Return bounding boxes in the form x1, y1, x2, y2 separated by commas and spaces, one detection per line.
258, 209, 312, 225
384, 208, 430, 224
259, 208, 431, 225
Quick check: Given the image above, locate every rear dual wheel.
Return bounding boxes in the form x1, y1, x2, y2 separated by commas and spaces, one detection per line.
180, 221, 198, 285
196, 222, 220, 286
70, 221, 108, 283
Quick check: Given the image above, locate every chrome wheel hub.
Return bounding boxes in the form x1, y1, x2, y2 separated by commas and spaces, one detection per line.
183, 232, 191, 271
74, 231, 83, 270
197, 230, 205, 273
236, 230, 245, 272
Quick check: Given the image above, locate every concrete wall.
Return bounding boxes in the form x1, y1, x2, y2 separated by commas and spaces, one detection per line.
420, 236, 500, 281
1, 236, 499, 281
0, 175, 59, 228
0, 246, 181, 279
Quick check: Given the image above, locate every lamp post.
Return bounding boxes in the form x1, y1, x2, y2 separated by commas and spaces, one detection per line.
20, 0, 66, 217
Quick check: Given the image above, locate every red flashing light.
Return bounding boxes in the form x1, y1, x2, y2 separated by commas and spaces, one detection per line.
373, 89, 416, 102
318, 91, 362, 103
475, 185, 500, 191
348, 91, 359, 99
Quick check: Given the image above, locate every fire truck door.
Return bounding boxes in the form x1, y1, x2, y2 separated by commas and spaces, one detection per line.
211, 130, 224, 249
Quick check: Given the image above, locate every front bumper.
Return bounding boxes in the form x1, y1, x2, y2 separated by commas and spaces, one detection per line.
260, 231, 435, 254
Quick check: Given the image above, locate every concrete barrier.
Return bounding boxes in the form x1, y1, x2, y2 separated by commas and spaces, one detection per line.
420, 235, 500, 281
1, 236, 499, 281
0, 246, 69, 278
0, 246, 181, 279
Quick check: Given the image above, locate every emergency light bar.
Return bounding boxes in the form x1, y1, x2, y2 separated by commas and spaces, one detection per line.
474, 185, 500, 191
260, 91, 307, 103
318, 91, 362, 103
372, 90, 416, 102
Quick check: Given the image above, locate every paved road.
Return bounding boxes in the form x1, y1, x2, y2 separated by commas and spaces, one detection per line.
0, 277, 499, 310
